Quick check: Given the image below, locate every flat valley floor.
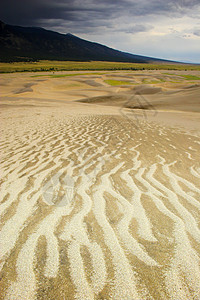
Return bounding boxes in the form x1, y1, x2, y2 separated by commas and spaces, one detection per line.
0, 70, 200, 299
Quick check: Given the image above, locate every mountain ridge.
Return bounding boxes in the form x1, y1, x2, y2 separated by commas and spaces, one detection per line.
0, 20, 178, 63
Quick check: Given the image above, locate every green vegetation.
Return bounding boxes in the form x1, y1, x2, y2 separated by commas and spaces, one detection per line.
31, 72, 106, 78
142, 79, 164, 84
163, 73, 176, 75
0, 60, 200, 73
180, 75, 200, 80
163, 73, 200, 80
104, 80, 135, 86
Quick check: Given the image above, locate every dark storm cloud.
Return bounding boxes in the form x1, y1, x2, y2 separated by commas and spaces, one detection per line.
1, 0, 200, 30
1, 0, 200, 62
119, 24, 154, 34
193, 29, 200, 37
1, 0, 80, 26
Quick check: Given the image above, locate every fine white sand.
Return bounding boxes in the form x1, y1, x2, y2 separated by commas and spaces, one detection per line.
0, 70, 200, 299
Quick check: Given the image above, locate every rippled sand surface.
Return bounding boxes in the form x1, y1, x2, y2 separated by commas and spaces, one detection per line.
0, 71, 200, 299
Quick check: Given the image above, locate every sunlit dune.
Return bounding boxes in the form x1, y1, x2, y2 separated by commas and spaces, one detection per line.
0, 70, 200, 299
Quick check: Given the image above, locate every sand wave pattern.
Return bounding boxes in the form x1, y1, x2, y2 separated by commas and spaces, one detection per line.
0, 113, 200, 299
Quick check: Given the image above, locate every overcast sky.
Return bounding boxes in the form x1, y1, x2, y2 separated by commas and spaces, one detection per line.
1, 0, 200, 63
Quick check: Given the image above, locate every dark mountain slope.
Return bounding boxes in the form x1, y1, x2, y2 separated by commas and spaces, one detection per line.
0, 21, 175, 63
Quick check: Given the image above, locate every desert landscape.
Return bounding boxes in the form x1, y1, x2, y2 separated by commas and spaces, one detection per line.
0, 69, 200, 299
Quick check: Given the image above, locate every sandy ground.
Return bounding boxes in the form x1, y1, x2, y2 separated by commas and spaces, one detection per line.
0, 70, 200, 300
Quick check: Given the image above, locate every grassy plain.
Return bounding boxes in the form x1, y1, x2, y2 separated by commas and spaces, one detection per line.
0, 60, 200, 73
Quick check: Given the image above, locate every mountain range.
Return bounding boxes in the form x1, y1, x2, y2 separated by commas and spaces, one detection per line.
0, 20, 176, 63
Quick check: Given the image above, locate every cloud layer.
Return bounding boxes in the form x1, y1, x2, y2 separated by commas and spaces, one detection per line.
1, 0, 200, 62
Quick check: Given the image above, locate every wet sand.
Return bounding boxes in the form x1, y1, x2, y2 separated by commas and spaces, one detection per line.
0, 70, 200, 299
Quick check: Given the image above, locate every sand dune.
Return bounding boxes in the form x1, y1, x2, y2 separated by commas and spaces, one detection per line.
0, 70, 200, 299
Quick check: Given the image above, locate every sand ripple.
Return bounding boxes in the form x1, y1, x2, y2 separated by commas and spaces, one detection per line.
1, 112, 200, 299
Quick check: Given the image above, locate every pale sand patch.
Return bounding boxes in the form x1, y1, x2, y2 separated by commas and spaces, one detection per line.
0, 70, 200, 299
